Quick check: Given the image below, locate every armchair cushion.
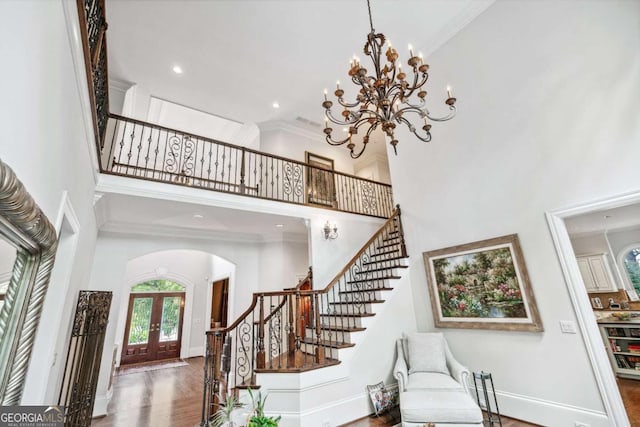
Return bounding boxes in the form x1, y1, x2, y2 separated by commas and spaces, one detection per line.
406, 332, 448, 375
406, 372, 465, 391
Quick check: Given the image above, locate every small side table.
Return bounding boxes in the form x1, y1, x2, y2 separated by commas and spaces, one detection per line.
473, 371, 502, 427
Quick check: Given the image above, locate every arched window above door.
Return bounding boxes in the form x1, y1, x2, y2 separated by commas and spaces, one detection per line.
622, 246, 640, 295
131, 279, 185, 292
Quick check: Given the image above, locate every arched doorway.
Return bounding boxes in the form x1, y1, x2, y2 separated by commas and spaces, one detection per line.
121, 279, 185, 365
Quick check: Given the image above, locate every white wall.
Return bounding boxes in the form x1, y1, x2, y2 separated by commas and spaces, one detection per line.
387, 0, 640, 425
259, 124, 356, 175
259, 239, 309, 291
122, 86, 261, 150
0, 0, 99, 406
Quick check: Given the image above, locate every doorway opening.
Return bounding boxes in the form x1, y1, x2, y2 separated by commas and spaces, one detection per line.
210, 278, 229, 329
548, 191, 640, 426
121, 280, 185, 366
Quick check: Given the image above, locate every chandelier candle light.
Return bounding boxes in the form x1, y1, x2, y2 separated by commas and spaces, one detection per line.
322, 0, 457, 158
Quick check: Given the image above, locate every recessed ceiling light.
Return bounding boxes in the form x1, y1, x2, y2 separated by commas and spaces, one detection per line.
193, 214, 204, 219
172, 65, 183, 74
272, 102, 280, 109
275, 224, 284, 228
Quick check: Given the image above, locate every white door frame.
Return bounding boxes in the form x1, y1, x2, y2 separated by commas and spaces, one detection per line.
546, 190, 640, 427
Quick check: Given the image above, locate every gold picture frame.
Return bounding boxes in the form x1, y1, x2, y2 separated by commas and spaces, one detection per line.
423, 234, 543, 332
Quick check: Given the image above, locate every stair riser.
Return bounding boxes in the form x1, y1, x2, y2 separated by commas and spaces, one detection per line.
339, 290, 388, 302
319, 316, 363, 328
300, 343, 336, 359
355, 268, 405, 277
304, 328, 355, 343
329, 303, 375, 315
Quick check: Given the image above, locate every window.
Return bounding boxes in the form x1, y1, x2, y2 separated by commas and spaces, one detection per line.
131, 279, 185, 292
622, 247, 640, 295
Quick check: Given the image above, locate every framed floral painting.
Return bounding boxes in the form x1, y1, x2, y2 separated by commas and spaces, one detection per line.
423, 234, 543, 331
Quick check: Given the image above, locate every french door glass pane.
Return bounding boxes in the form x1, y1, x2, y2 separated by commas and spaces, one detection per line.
159, 296, 181, 342
128, 297, 153, 345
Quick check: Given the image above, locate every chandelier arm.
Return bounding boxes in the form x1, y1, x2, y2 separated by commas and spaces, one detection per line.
326, 134, 351, 146
325, 109, 361, 125
401, 71, 428, 99
397, 115, 432, 143
336, 97, 362, 109
425, 105, 457, 122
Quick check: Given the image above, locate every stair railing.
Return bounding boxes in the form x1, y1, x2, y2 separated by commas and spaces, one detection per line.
201, 207, 406, 426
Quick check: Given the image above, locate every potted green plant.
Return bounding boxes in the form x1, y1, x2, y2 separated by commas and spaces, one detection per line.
247, 387, 281, 427
210, 393, 245, 427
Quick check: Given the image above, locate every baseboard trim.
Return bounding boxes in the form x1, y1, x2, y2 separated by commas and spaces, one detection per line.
189, 346, 204, 358
475, 387, 610, 426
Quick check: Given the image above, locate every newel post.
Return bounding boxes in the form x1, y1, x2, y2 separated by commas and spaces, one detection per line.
257, 295, 266, 369
395, 204, 407, 258
314, 293, 324, 364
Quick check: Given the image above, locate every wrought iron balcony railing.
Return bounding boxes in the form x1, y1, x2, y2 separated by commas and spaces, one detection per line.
100, 114, 394, 218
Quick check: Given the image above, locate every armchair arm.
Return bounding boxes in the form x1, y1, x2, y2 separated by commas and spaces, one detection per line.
444, 342, 471, 395
393, 340, 408, 392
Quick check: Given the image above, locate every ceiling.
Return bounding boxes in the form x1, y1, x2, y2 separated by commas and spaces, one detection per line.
106, 0, 493, 127
96, 193, 309, 241
565, 203, 640, 236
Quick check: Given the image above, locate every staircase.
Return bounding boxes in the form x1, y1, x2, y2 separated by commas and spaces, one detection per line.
200, 206, 408, 425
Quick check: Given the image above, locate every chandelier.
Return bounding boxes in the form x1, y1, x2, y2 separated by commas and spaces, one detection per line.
322, 0, 457, 159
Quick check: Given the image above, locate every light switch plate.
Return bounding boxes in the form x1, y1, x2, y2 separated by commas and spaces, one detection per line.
560, 320, 577, 334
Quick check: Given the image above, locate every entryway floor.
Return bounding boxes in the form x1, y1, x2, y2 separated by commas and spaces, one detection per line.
92, 356, 640, 427
91, 357, 202, 427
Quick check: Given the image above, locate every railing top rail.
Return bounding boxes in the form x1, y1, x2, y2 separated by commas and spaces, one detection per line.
108, 113, 392, 187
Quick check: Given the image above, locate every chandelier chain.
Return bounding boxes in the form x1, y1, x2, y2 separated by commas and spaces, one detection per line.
366, 0, 374, 33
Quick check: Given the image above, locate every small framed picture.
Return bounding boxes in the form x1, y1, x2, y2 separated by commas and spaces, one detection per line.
591, 297, 603, 309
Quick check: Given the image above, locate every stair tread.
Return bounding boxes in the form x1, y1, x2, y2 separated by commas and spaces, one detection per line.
300, 338, 355, 349
347, 275, 401, 284
363, 255, 408, 266
355, 265, 408, 274
340, 287, 394, 295
310, 325, 367, 332
329, 299, 385, 305
320, 312, 375, 318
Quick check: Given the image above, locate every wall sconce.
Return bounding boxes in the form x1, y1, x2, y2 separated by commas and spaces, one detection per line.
322, 221, 338, 240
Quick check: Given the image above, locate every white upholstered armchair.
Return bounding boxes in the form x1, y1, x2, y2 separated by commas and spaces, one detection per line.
393, 332, 482, 427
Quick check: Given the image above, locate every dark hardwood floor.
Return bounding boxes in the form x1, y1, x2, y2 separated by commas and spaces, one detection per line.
91, 357, 203, 427
92, 357, 640, 427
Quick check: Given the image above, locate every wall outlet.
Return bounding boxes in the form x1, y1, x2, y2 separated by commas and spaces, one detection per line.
575, 422, 590, 427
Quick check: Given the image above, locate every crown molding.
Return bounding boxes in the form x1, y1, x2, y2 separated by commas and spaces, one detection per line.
100, 221, 263, 243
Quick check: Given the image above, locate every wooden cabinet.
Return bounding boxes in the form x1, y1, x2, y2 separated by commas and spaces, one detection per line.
600, 322, 640, 380
576, 254, 617, 293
